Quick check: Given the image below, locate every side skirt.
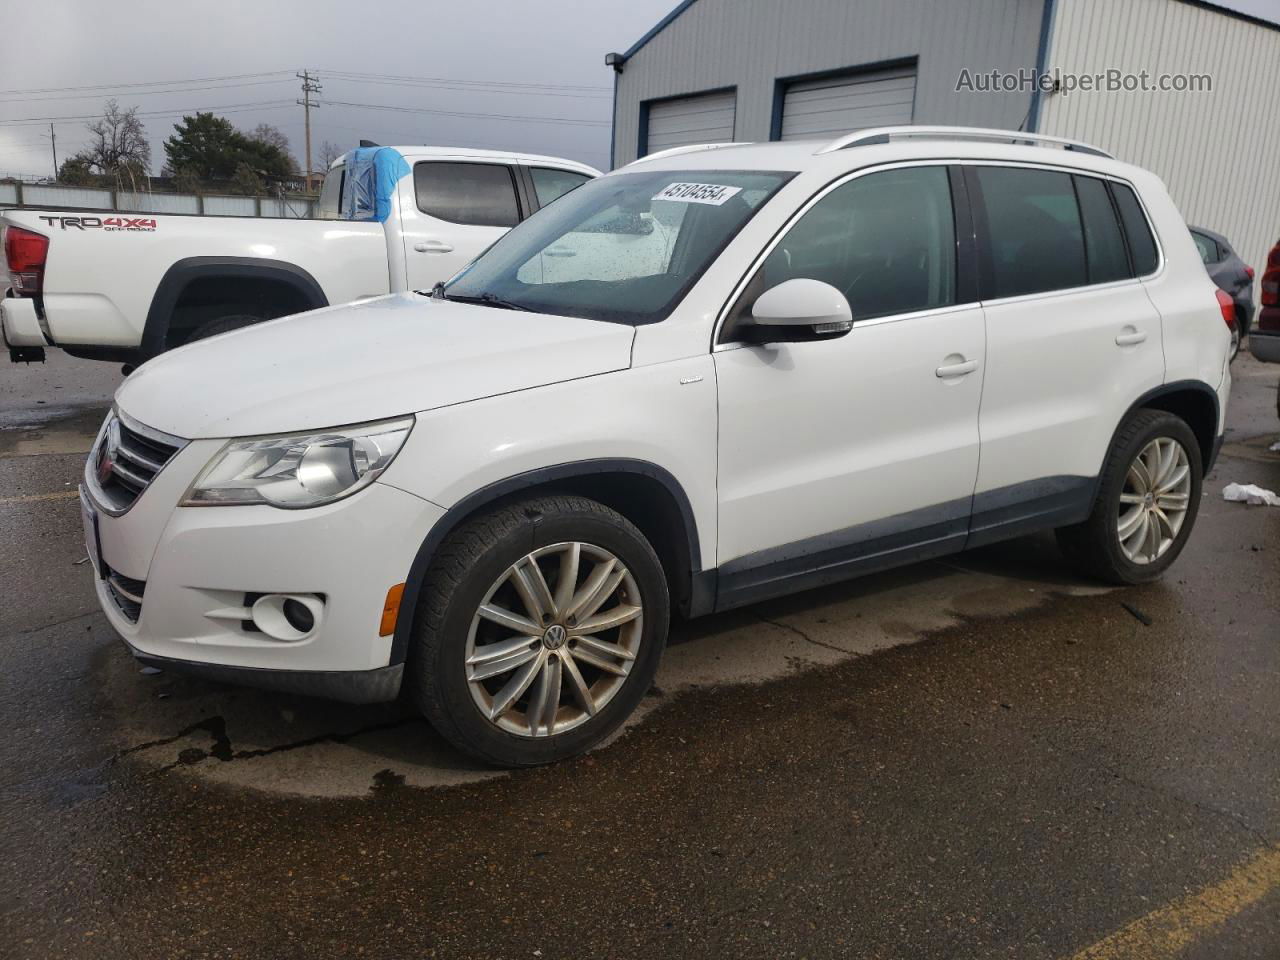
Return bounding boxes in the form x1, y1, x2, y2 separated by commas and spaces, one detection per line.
710, 476, 1095, 614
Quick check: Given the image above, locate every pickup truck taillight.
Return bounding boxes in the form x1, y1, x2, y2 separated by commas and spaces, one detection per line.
3, 225, 49, 296
1261, 269, 1279, 308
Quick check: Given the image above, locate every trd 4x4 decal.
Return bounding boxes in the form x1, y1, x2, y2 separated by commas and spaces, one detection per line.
38, 215, 157, 232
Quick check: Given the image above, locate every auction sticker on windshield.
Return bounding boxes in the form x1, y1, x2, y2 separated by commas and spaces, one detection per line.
652, 182, 743, 205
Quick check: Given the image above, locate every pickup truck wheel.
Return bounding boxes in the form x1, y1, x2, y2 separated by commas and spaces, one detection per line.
186, 314, 262, 344
1055, 409, 1203, 585
408, 494, 669, 767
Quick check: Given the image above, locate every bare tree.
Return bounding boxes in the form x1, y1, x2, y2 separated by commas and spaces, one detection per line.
317, 140, 345, 171
247, 123, 299, 173
75, 99, 151, 191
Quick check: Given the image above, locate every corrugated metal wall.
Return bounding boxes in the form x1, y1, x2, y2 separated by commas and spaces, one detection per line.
613, 0, 1047, 166
1040, 0, 1280, 276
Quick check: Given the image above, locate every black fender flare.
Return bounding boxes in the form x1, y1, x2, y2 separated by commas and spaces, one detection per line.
389, 459, 707, 665
141, 256, 327, 357
1094, 379, 1222, 499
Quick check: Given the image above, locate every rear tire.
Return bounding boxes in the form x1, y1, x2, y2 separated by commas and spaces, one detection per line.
1056, 409, 1203, 585
407, 494, 669, 767
186, 314, 262, 344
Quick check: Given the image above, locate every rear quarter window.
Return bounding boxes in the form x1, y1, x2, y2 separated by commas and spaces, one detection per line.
1111, 183, 1160, 276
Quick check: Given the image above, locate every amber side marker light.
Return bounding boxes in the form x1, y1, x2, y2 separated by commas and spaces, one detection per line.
379, 583, 406, 637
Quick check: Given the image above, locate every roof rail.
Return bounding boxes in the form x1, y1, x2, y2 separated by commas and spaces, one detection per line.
625, 142, 751, 166
815, 125, 1114, 159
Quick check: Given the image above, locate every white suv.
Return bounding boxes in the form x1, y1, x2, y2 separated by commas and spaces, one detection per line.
82, 127, 1231, 767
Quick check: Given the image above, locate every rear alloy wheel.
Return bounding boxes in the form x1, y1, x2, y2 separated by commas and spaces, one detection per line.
1115, 437, 1192, 565
409, 495, 669, 767
1056, 409, 1203, 584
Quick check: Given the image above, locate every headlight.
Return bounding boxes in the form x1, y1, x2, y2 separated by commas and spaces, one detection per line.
183, 416, 414, 508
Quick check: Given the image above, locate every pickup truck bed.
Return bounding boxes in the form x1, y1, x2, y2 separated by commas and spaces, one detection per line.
2, 146, 598, 364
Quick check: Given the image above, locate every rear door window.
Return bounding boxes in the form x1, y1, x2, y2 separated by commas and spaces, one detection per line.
1111, 183, 1160, 275
414, 161, 520, 227
316, 164, 345, 220
972, 166, 1087, 299
530, 167, 593, 208
1074, 175, 1131, 284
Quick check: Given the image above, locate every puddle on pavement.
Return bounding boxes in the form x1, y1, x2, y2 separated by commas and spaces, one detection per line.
98, 535, 1111, 799
1220, 432, 1280, 466
0, 404, 107, 458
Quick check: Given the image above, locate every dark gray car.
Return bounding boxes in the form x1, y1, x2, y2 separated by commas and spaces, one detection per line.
1190, 225, 1255, 360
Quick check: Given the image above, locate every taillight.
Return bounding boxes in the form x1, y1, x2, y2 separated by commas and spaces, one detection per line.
3, 226, 49, 297
1262, 269, 1280, 307
1216, 289, 1236, 330
1245, 266, 1255, 281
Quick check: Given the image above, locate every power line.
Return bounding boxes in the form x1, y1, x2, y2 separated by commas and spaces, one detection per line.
0, 100, 296, 126
0, 70, 293, 98
0, 78, 296, 105
318, 68, 610, 93
322, 74, 611, 100
320, 99, 610, 127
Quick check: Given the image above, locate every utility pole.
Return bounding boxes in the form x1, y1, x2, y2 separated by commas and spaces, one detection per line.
297, 70, 322, 192
46, 123, 58, 179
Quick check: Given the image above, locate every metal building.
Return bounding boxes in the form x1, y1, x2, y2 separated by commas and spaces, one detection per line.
608, 0, 1280, 271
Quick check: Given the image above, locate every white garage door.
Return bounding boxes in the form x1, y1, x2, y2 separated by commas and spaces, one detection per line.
644, 90, 737, 155
780, 66, 916, 141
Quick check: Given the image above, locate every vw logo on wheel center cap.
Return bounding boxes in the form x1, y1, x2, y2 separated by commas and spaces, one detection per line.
542, 624, 567, 650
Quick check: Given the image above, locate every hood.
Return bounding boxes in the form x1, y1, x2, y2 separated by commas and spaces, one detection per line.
115, 293, 635, 439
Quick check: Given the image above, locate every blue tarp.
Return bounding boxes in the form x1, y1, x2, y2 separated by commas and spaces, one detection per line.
340, 146, 412, 222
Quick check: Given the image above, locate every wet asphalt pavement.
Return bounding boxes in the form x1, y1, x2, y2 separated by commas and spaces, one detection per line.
1, 351, 1278, 959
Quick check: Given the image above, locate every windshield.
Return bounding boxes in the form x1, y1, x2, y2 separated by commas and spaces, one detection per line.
443, 169, 793, 325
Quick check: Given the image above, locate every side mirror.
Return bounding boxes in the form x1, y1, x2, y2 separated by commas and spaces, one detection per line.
740, 278, 853, 344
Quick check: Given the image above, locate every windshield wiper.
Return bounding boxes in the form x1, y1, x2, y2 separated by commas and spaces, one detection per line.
443, 292, 532, 312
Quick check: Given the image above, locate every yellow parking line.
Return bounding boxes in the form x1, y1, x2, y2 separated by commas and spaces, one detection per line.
1066, 844, 1280, 960
0, 490, 80, 506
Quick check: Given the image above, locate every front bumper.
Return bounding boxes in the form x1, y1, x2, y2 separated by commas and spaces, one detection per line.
87, 428, 444, 694
121, 636, 405, 704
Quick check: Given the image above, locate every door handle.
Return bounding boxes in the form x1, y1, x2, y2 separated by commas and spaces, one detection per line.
1115, 328, 1147, 346
414, 240, 454, 253
544, 247, 576, 258
935, 358, 978, 378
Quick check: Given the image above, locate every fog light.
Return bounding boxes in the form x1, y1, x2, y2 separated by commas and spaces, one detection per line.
283, 598, 316, 633
250, 593, 324, 642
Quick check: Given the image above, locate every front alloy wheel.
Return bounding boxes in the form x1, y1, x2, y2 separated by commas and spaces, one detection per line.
409, 494, 669, 767
466, 542, 643, 738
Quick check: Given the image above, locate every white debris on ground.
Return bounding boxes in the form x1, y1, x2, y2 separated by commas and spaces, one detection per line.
1222, 482, 1280, 506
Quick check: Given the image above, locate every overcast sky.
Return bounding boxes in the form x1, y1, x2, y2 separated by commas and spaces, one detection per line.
1, 0, 1275, 180
0, 0, 673, 178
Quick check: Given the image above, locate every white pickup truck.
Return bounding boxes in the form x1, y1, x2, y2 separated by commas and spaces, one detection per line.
1, 146, 598, 365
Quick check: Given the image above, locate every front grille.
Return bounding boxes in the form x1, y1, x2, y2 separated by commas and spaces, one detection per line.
86, 412, 186, 514
104, 565, 146, 623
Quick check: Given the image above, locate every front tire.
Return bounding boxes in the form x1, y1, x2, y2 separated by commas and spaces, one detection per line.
1056, 409, 1203, 584
407, 494, 669, 767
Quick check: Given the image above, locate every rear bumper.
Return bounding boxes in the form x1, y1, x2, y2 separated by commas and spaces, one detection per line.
1, 296, 48, 347
1249, 330, 1280, 364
